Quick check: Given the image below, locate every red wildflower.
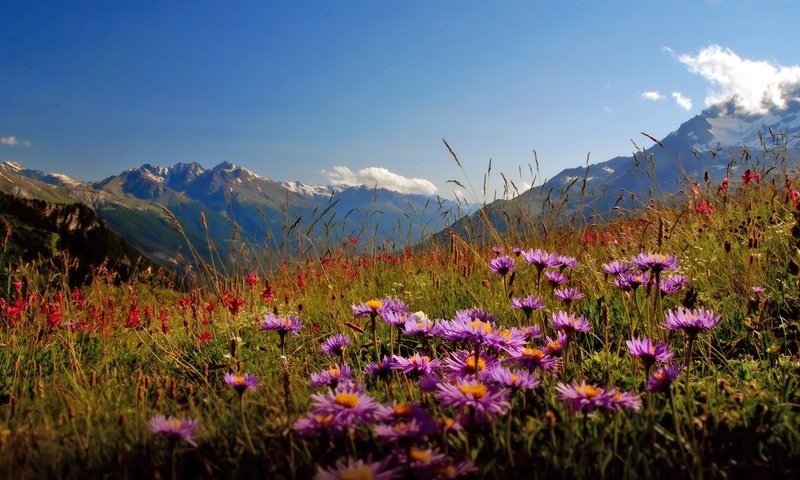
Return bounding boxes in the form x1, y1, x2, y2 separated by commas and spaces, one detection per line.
695, 199, 713, 215
198, 330, 212, 343
717, 177, 729, 194
246, 273, 258, 289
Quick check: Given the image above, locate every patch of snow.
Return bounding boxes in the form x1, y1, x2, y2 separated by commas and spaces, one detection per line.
601, 166, 614, 174
281, 181, 334, 197
50, 173, 80, 185
1, 161, 24, 171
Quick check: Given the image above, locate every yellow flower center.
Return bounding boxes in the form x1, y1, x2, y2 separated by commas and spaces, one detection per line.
341, 466, 373, 480
465, 356, 486, 372
471, 320, 492, 334
649, 345, 656, 354
411, 354, 429, 365
334, 392, 360, 409
366, 300, 383, 311
165, 419, 182, 430
393, 404, 413, 417
436, 465, 457, 477
511, 373, 519, 384
523, 348, 545, 360
410, 447, 432, 464
327, 368, 341, 377
577, 385, 602, 398
656, 372, 666, 381
233, 375, 244, 384
459, 383, 488, 399
546, 340, 562, 352
314, 413, 334, 425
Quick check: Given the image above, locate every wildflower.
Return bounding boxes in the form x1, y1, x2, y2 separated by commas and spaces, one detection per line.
293, 411, 346, 438
404, 316, 441, 337
504, 347, 559, 372
742, 169, 760, 185
321, 334, 350, 356
665, 307, 721, 335
382, 310, 411, 327
553, 255, 577, 270
626, 337, 673, 370
660, 275, 688, 295
435, 379, 511, 420
442, 350, 497, 379
551, 311, 590, 335
718, 177, 729, 193
555, 380, 611, 413
246, 273, 258, 289
489, 256, 515, 277
695, 199, 714, 215
605, 389, 642, 412
491, 246, 503, 256
224, 373, 259, 395
310, 383, 385, 427
543, 332, 570, 356
522, 248, 558, 270
260, 314, 303, 335
791, 190, 800, 207
310, 364, 354, 388
554, 287, 584, 305
315, 456, 400, 480
646, 363, 682, 392
602, 260, 633, 276
545, 270, 568, 288
147, 415, 200, 446
614, 271, 650, 291
352, 299, 384, 318
374, 403, 439, 443
512, 247, 523, 256
197, 330, 212, 343
392, 353, 440, 376
486, 365, 540, 391
364, 356, 395, 378
632, 253, 679, 274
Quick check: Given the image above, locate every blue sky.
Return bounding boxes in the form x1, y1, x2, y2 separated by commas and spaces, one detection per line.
3, 0, 800, 199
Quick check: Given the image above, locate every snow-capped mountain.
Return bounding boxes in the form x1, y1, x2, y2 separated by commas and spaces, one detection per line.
0, 160, 458, 264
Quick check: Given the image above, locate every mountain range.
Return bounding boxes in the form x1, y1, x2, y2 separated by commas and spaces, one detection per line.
2, 94, 799, 267
0, 160, 463, 266
444, 96, 800, 241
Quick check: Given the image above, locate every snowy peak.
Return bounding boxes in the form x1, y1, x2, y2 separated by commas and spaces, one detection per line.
280, 181, 334, 197
0, 161, 82, 187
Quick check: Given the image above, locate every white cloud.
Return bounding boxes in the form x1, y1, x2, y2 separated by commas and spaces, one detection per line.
641, 91, 665, 101
1, 136, 31, 147
602, 106, 614, 113
323, 165, 438, 195
678, 44, 800, 114
671, 91, 693, 110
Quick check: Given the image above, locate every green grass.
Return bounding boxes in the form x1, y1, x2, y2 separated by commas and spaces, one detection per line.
1, 164, 800, 479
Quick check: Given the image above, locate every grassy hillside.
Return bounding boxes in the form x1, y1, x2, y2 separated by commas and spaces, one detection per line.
0, 160, 799, 478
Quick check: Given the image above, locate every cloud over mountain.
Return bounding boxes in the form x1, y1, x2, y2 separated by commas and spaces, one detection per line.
1, 136, 32, 147
324, 166, 438, 195
678, 44, 800, 114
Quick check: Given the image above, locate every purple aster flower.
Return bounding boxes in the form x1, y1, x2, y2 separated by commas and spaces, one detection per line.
310, 383, 385, 427
392, 353, 441, 376
626, 337, 673, 370
442, 350, 498, 379
504, 347, 559, 373
419, 371, 445, 393
374, 403, 439, 443
660, 275, 688, 295
321, 334, 351, 356
315, 456, 400, 480
554, 287, 585, 305
614, 271, 650, 291
486, 365, 540, 391
352, 299, 385, 318
364, 356, 395, 378
147, 414, 200, 446
491, 246, 504, 256
553, 255, 578, 270
404, 316, 441, 337
435, 379, 511, 419
551, 311, 591, 335
602, 260, 633, 276
605, 389, 642, 412
437, 316, 494, 345
555, 380, 612, 413
309, 364, 354, 388
665, 307, 721, 336
512, 247, 524, 256
485, 326, 528, 354
378, 298, 410, 317
224, 372, 259, 395
647, 363, 682, 393
512, 325, 543, 340
543, 332, 569, 357
404, 447, 477, 479
510, 295, 544, 315
522, 248, 559, 270
751, 286, 766, 295
454, 307, 497, 324
381, 310, 411, 327
632, 252, 679, 274
260, 314, 303, 335
293, 411, 346, 438
545, 270, 568, 288
489, 256, 515, 277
